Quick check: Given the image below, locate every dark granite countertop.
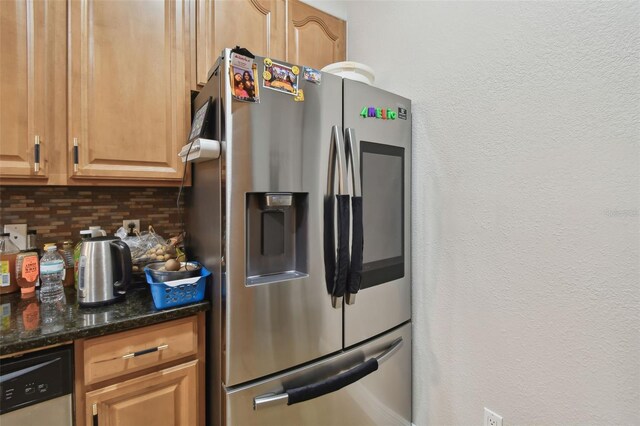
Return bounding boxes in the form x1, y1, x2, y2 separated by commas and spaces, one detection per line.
0, 286, 209, 356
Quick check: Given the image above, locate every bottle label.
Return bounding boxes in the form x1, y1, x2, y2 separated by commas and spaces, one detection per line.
0, 261, 9, 287
41, 260, 64, 275
22, 255, 39, 282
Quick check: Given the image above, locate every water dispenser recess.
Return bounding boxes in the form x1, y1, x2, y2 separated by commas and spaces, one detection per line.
262, 211, 285, 256
246, 192, 309, 286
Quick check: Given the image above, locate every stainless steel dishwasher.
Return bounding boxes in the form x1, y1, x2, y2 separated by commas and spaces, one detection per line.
0, 345, 73, 426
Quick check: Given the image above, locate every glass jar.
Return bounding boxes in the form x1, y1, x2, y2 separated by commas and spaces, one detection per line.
60, 240, 75, 287
16, 251, 39, 294
0, 232, 20, 294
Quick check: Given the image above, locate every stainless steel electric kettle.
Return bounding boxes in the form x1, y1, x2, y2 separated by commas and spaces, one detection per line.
78, 236, 132, 307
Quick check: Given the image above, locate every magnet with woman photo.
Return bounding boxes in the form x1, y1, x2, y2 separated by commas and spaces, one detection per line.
230, 64, 259, 103
262, 59, 299, 96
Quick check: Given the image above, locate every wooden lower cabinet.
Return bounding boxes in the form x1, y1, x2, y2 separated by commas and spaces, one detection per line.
75, 313, 205, 426
82, 316, 199, 387
86, 360, 198, 426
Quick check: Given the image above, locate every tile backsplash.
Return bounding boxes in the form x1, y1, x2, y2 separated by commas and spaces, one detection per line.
0, 186, 184, 244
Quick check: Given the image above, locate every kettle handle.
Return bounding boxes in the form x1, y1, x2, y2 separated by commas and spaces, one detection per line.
110, 240, 132, 295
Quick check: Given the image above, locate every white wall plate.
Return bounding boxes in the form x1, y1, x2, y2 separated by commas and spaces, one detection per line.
4, 224, 27, 251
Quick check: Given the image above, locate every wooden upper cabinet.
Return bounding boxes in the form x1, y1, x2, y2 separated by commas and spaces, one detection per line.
196, 0, 286, 86
287, 0, 345, 70
68, 0, 191, 181
0, 0, 60, 181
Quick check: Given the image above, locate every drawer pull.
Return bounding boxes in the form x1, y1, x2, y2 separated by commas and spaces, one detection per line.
34, 135, 41, 172
73, 137, 79, 172
122, 344, 169, 360
92, 403, 98, 426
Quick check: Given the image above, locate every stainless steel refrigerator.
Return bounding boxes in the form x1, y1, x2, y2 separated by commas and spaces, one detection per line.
187, 49, 412, 425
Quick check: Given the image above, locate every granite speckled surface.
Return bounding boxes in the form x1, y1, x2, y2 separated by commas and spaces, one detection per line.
0, 287, 209, 356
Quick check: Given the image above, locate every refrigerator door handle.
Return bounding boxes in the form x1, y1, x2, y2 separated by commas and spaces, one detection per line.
253, 337, 403, 410
345, 128, 361, 197
334, 125, 348, 195
324, 125, 350, 308
345, 128, 363, 305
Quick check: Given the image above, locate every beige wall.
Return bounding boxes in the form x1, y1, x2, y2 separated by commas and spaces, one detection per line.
347, 1, 639, 424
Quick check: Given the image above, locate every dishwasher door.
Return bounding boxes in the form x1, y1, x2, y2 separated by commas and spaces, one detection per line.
0, 395, 72, 426
0, 345, 73, 426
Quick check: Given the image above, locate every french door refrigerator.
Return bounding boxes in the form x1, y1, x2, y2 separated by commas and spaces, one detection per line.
187, 50, 412, 425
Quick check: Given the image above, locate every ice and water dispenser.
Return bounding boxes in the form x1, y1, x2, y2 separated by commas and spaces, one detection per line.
246, 192, 308, 285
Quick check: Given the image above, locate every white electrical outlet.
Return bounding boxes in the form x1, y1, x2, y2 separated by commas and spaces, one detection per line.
484, 408, 503, 426
4, 224, 27, 251
122, 219, 141, 232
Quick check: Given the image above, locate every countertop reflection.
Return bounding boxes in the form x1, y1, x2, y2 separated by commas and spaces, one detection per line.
0, 287, 209, 356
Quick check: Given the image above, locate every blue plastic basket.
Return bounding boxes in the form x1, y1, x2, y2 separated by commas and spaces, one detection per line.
145, 264, 211, 309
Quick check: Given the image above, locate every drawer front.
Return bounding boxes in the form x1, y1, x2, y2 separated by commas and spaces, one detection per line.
83, 316, 198, 386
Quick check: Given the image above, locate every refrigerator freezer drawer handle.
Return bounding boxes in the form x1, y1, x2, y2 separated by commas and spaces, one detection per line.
286, 358, 378, 406
252, 338, 403, 410
252, 393, 289, 410
376, 337, 403, 364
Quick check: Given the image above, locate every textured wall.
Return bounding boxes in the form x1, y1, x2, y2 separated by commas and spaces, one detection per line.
0, 186, 184, 244
300, 0, 348, 20
347, 1, 639, 424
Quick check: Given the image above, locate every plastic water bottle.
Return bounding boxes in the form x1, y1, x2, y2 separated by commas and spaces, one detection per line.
40, 292, 66, 334
40, 245, 65, 303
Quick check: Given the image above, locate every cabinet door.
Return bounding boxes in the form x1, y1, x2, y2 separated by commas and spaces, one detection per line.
287, 0, 345, 70
86, 361, 198, 426
0, 0, 52, 179
69, 0, 191, 181
196, 0, 285, 86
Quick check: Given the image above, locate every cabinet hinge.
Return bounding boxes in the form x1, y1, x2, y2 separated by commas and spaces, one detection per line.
73, 137, 79, 173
